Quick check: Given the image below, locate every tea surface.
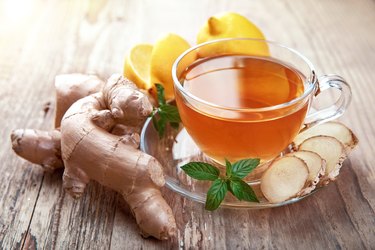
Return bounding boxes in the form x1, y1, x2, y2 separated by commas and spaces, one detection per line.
182, 55, 304, 109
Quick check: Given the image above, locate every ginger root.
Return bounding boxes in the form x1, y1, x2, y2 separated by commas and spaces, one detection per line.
11, 129, 63, 172
55, 74, 104, 127
10, 74, 177, 240
10, 73, 102, 172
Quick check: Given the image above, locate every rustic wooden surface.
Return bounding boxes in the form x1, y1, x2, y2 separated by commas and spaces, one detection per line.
0, 0, 374, 249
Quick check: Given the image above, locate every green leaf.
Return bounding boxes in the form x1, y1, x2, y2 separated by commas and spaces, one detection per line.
225, 158, 232, 177
231, 158, 260, 178
181, 162, 220, 181
159, 104, 181, 123
205, 179, 228, 211
170, 122, 180, 129
155, 83, 166, 106
150, 83, 181, 136
151, 114, 159, 131
229, 177, 259, 202
157, 117, 166, 138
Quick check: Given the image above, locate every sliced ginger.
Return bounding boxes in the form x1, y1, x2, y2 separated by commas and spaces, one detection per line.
287, 150, 326, 186
261, 121, 358, 203
261, 156, 309, 203
299, 136, 346, 183
293, 121, 358, 152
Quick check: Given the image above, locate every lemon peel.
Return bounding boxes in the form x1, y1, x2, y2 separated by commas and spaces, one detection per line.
197, 12, 269, 57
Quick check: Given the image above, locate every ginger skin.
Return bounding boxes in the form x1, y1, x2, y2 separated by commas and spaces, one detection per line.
11, 129, 63, 172
54, 74, 104, 127
10, 74, 177, 240
11, 74, 104, 172
61, 75, 176, 239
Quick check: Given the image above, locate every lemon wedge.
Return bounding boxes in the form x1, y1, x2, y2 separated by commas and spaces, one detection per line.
150, 33, 193, 100
124, 44, 153, 90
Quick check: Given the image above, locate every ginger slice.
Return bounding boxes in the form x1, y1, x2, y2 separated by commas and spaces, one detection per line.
287, 150, 326, 185
293, 121, 358, 152
261, 156, 309, 203
299, 136, 346, 183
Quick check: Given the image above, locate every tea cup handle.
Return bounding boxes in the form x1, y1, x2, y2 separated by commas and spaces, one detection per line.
302, 74, 352, 132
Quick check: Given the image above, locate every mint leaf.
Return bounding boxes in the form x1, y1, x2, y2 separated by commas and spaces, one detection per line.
155, 83, 166, 106
159, 104, 181, 123
181, 162, 220, 181
151, 112, 159, 131
225, 158, 232, 177
156, 117, 166, 138
205, 179, 228, 211
229, 177, 259, 202
232, 158, 260, 178
150, 83, 181, 138
170, 122, 180, 129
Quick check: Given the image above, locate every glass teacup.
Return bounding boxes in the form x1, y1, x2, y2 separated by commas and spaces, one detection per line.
172, 38, 351, 165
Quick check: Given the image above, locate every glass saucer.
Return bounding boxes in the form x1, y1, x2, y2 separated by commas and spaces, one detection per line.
140, 117, 319, 209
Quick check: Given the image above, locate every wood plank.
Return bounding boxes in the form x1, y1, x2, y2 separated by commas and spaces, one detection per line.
0, 0, 373, 249
0, 0, 61, 248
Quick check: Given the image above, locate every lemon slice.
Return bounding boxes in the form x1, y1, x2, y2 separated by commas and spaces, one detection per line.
124, 44, 153, 90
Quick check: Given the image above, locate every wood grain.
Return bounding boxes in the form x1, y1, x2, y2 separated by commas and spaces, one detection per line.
0, 0, 374, 249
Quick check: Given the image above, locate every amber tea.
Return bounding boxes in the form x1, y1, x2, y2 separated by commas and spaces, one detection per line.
175, 55, 308, 163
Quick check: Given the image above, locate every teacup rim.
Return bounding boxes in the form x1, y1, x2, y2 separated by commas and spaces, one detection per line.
172, 37, 317, 112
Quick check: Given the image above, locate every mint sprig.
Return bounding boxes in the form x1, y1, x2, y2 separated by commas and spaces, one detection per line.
181, 158, 260, 211
150, 84, 181, 137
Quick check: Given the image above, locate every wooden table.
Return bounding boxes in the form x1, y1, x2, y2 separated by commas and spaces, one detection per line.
1, 0, 374, 249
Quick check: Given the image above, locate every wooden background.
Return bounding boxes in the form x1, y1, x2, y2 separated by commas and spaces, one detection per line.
1, 0, 374, 249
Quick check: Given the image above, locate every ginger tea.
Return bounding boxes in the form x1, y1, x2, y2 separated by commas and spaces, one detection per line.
175, 55, 308, 163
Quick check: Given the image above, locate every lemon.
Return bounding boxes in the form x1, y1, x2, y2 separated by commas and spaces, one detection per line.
197, 12, 269, 57
123, 44, 153, 90
150, 33, 194, 100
